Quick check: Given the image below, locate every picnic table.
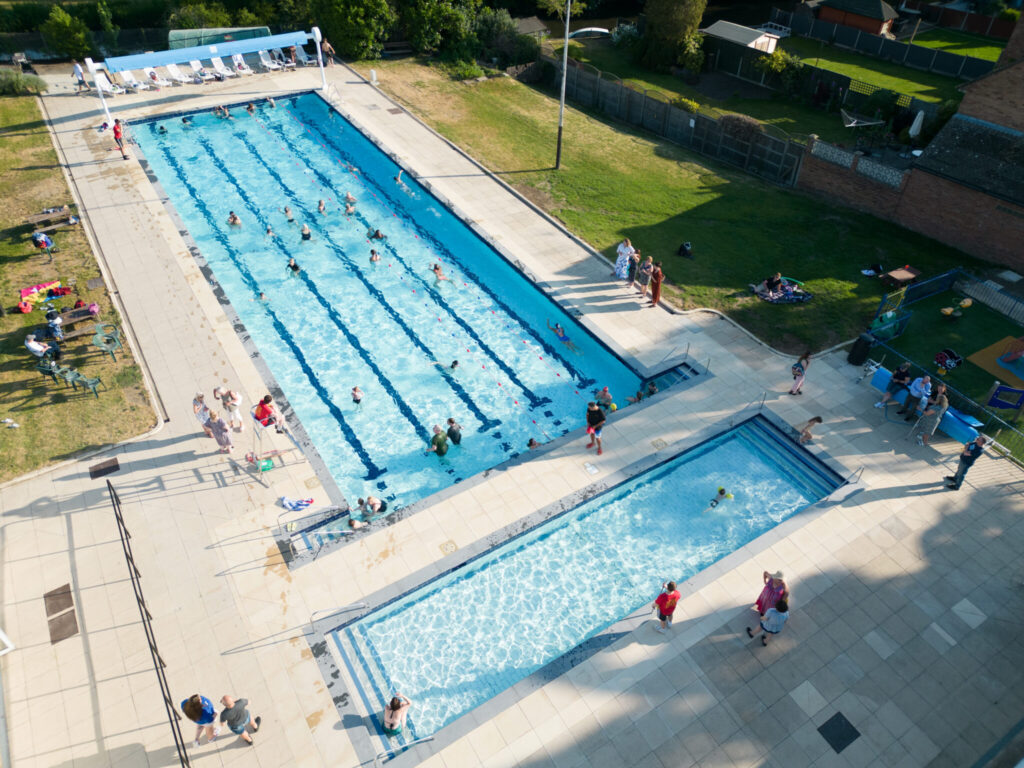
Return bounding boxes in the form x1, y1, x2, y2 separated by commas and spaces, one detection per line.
24, 206, 71, 226
882, 266, 921, 290
55, 307, 94, 327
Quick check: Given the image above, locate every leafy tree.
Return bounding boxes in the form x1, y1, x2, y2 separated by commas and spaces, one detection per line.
311, 0, 396, 59
168, 2, 233, 28
234, 8, 263, 26
396, 0, 480, 57
40, 7, 94, 59
537, 0, 586, 20
97, 0, 120, 52
270, 0, 313, 28
640, 0, 706, 68
678, 32, 703, 71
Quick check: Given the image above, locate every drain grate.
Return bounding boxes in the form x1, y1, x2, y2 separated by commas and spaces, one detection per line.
89, 458, 120, 479
818, 712, 860, 753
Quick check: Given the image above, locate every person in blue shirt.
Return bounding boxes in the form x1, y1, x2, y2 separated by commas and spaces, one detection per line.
181, 694, 220, 748
747, 599, 789, 647
896, 375, 931, 421
945, 436, 985, 490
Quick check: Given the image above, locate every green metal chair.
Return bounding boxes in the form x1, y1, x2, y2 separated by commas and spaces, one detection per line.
78, 375, 105, 398
35, 359, 63, 383
91, 323, 123, 361
59, 367, 84, 389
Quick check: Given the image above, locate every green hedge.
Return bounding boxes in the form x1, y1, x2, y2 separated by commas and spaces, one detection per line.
0, 0, 171, 33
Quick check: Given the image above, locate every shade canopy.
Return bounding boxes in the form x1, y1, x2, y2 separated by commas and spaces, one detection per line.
104, 30, 312, 73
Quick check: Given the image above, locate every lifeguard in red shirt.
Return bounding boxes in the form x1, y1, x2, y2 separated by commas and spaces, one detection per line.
253, 395, 284, 433
653, 582, 681, 634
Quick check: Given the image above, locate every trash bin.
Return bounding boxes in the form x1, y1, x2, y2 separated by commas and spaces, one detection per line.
847, 333, 874, 366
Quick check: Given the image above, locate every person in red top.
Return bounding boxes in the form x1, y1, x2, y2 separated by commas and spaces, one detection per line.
254, 395, 285, 433
113, 118, 128, 160
653, 581, 681, 634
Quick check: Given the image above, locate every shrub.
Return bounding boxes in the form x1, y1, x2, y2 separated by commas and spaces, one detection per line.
678, 32, 704, 72
611, 22, 639, 47
168, 2, 232, 28
312, 0, 395, 59
672, 96, 699, 112
999, 7, 1020, 20
234, 8, 264, 25
718, 113, 763, 142
40, 7, 94, 60
98, 0, 120, 52
109, 0, 173, 28
0, 3, 52, 34
439, 59, 485, 80
0, 70, 49, 95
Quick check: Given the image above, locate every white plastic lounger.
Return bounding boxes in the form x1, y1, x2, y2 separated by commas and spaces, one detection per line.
94, 71, 125, 95
211, 56, 238, 78
294, 46, 317, 66
165, 63, 193, 84
231, 53, 254, 75
273, 47, 297, 68
121, 70, 152, 90
190, 60, 215, 81
258, 50, 282, 71
143, 67, 172, 87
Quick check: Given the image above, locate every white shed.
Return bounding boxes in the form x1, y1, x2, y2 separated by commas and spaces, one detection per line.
702, 20, 780, 53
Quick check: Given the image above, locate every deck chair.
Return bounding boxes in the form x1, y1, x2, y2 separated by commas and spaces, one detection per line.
190, 60, 215, 81
211, 57, 238, 78
91, 323, 122, 361
165, 63, 193, 84
78, 375, 105, 398
143, 67, 172, 87
231, 53, 255, 75
95, 71, 125, 96
36, 359, 67, 383
258, 50, 282, 71
59, 367, 84, 389
272, 48, 297, 68
294, 46, 316, 66
121, 70, 152, 90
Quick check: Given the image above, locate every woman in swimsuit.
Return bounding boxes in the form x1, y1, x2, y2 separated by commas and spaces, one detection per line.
546, 320, 580, 353
381, 694, 411, 737
317, 199, 326, 215
287, 258, 300, 274
369, 249, 380, 263
432, 263, 451, 283
301, 224, 312, 241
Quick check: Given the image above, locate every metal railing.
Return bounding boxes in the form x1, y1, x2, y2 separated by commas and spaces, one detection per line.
107, 481, 191, 767
374, 736, 436, 767
310, 603, 369, 632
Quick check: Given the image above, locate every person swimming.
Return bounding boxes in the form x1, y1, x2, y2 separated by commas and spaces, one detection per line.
246, 102, 255, 115
369, 228, 385, 240
157, 125, 167, 134
227, 211, 241, 227
345, 191, 357, 203
345, 202, 355, 215
546, 320, 580, 353
318, 199, 326, 215
301, 224, 312, 241
703, 487, 733, 513
352, 386, 363, 405
432, 263, 451, 282
287, 257, 300, 274
370, 249, 381, 263
434, 360, 459, 375
181, 116, 192, 126
283, 206, 295, 223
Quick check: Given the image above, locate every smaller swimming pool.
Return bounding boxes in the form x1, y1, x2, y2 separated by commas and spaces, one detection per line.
329, 415, 842, 748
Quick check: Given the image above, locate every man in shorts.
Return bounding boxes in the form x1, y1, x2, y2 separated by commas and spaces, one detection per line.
219, 695, 260, 745
585, 401, 605, 455
653, 581, 681, 634
72, 60, 89, 92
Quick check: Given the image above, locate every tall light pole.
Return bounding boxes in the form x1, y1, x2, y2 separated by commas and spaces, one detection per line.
555, 0, 571, 169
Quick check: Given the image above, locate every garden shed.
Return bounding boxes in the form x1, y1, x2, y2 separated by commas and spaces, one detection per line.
702, 21, 780, 54
816, 0, 898, 36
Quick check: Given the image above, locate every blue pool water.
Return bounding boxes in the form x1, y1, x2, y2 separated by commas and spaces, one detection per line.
331, 416, 841, 742
134, 94, 641, 508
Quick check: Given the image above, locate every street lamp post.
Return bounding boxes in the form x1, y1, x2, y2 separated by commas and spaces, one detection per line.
555, 0, 571, 169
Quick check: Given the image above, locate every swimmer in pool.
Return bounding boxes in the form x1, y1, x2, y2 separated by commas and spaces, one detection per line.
345, 202, 355, 215
181, 116, 192, 126
345, 191, 357, 204
252, 292, 267, 302
283, 206, 295, 224
434, 360, 459, 375
369, 228, 385, 240
246, 102, 255, 115
351, 386, 363, 405
157, 125, 167, 134
370, 249, 381, 264
528, 438, 540, 450
395, 170, 403, 183
265, 225, 275, 238
318, 199, 326, 215
431, 263, 451, 283
227, 211, 241, 227
268, 97, 276, 109
300, 224, 312, 241
703, 487, 733, 513
287, 257, 300, 274
546, 320, 580, 354
358, 496, 388, 515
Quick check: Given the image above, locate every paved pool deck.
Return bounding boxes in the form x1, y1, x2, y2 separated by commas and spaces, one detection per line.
1, 62, 1022, 768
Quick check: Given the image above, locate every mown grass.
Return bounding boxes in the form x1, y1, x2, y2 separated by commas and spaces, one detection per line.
554, 38, 852, 143
910, 28, 1006, 62
0, 95, 155, 483
354, 60, 987, 354
781, 36, 963, 102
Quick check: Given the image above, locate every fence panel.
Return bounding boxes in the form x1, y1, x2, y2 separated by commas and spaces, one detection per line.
879, 38, 907, 63
903, 44, 936, 71
853, 33, 880, 56
961, 57, 994, 79
834, 25, 860, 48
808, 19, 838, 42
790, 14, 813, 36
931, 49, 965, 77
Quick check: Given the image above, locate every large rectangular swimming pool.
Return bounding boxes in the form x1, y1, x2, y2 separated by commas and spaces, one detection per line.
330, 416, 842, 747
134, 93, 643, 510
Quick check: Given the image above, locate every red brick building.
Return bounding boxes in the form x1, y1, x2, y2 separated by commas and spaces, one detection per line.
796, 22, 1024, 270
817, 0, 898, 35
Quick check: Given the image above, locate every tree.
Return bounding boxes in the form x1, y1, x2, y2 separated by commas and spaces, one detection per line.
40, 7, 93, 60
168, 2, 233, 29
311, 0, 396, 59
537, 0, 586, 20
396, 0, 480, 57
640, 0, 706, 68
97, 0, 120, 52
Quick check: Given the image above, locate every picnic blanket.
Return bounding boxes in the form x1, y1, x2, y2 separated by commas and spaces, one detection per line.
750, 280, 813, 304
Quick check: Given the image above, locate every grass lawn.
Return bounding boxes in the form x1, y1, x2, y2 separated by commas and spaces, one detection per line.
0, 94, 155, 483
353, 60, 986, 354
555, 39, 852, 143
781, 36, 963, 102
879, 291, 1024, 404
910, 28, 1006, 62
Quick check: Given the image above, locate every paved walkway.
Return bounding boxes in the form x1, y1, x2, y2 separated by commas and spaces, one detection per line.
0, 62, 1020, 768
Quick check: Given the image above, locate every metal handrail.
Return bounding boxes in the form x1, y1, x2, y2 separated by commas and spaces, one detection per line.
820, 466, 865, 503
310, 603, 369, 631
0, 629, 14, 658
374, 736, 436, 767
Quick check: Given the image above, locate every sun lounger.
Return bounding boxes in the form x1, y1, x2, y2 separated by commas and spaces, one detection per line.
165, 63, 193, 84
294, 46, 317, 66
190, 60, 215, 81
211, 56, 238, 78
231, 53, 255, 75
272, 48, 297, 68
121, 70, 153, 90
95, 71, 125, 95
143, 67, 172, 87
258, 50, 283, 71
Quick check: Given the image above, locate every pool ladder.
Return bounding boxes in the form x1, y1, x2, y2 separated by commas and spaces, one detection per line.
374, 736, 435, 766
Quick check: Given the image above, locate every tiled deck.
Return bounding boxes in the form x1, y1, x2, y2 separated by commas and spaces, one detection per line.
1, 62, 1021, 768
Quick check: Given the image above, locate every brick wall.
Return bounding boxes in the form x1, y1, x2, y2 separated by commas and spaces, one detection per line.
958, 62, 1024, 132
796, 144, 1024, 271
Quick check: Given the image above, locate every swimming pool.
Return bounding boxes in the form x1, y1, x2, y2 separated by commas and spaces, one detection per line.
134, 93, 645, 509
329, 416, 841, 746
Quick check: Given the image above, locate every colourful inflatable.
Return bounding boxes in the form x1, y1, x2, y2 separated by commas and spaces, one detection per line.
19, 281, 60, 305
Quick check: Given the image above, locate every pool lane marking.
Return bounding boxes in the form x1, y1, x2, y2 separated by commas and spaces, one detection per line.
283, 102, 597, 389
150, 130, 385, 481
251, 114, 550, 413
229, 130, 499, 434
195, 133, 458, 442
